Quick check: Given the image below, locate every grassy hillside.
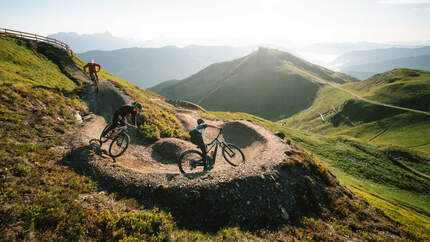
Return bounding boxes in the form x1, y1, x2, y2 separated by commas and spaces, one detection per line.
0, 36, 207, 240
344, 68, 430, 112
153, 47, 357, 121
206, 111, 430, 240
283, 69, 430, 154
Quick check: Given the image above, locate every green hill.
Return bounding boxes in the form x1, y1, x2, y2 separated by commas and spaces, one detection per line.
283, 68, 430, 154
152, 47, 358, 120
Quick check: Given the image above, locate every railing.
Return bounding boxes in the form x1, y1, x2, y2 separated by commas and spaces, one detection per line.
0, 28, 74, 56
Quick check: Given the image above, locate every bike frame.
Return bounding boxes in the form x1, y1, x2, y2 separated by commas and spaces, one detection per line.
102, 123, 131, 144
206, 130, 235, 164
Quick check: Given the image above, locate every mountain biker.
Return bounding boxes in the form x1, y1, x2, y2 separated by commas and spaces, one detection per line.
101, 102, 143, 138
189, 118, 221, 170
83, 60, 101, 83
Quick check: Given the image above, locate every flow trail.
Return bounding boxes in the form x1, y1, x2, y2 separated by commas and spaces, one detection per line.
63, 67, 366, 231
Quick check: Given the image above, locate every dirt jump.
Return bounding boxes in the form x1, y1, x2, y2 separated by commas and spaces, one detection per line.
63, 68, 355, 231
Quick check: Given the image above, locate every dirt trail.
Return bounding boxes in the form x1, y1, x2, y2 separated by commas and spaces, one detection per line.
77, 89, 289, 176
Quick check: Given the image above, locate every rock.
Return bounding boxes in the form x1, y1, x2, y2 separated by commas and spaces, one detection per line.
82, 114, 94, 121
280, 206, 289, 220
275, 132, 286, 139
74, 111, 82, 123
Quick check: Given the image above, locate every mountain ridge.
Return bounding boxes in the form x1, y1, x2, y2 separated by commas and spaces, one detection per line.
152, 47, 358, 120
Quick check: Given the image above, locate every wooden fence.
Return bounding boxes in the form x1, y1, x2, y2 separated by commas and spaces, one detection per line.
0, 28, 74, 56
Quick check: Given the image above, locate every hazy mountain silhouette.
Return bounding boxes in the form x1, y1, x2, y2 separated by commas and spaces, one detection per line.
78, 45, 254, 88
333, 46, 430, 68
343, 55, 430, 80
151, 47, 358, 120
302, 42, 394, 55
48, 32, 156, 53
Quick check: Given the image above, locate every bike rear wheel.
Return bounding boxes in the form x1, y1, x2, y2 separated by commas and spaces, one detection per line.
109, 133, 130, 158
178, 150, 206, 175
222, 143, 245, 166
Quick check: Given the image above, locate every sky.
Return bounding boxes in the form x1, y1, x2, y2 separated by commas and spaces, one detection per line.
1, 0, 430, 46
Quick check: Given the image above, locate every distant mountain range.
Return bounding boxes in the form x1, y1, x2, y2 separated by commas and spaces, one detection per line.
332, 47, 430, 67
301, 42, 394, 55
332, 47, 430, 79
78, 45, 254, 88
48, 32, 158, 53
301, 41, 428, 55
151, 47, 358, 120
343, 55, 430, 80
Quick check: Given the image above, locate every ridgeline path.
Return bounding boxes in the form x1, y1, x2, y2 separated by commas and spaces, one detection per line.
327, 82, 430, 116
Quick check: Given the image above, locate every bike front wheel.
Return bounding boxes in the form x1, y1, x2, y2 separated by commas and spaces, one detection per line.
100, 122, 113, 143
109, 133, 130, 158
222, 143, 245, 166
90, 74, 99, 93
178, 150, 206, 175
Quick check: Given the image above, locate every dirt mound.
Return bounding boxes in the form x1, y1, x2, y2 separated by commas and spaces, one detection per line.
152, 138, 195, 163
221, 121, 268, 161
223, 121, 267, 146
68, 139, 362, 231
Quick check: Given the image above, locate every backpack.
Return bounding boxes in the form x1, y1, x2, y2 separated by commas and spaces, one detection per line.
189, 129, 200, 145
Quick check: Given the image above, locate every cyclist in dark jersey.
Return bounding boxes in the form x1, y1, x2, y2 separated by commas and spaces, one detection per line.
101, 102, 143, 138
189, 119, 221, 170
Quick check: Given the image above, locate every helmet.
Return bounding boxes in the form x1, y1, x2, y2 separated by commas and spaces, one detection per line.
133, 102, 143, 109
91, 59, 95, 64
197, 118, 204, 125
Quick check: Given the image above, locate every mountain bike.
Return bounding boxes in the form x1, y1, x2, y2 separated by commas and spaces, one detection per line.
100, 122, 133, 158
89, 72, 99, 93
178, 129, 245, 175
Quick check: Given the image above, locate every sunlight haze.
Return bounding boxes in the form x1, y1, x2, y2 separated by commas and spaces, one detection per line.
1, 0, 430, 47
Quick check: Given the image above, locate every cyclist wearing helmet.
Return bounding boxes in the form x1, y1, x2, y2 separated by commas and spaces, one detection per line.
83, 60, 101, 83
189, 118, 221, 169
101, 102, 143, 138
